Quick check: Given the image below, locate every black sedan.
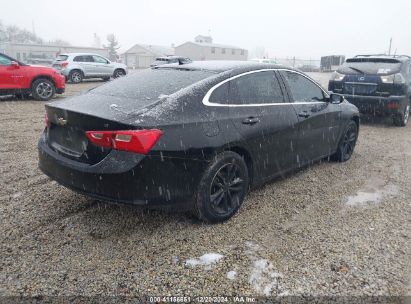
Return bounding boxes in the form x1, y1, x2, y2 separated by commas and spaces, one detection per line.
38, 61, 360, 222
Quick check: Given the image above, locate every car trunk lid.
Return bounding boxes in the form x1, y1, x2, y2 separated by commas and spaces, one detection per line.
45, 102, 142, 165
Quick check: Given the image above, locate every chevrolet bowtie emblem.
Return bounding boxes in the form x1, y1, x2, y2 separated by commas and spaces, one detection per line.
57, 117, 67, 126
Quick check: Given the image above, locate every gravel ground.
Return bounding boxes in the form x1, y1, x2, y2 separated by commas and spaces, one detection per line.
0, 75, 410, 299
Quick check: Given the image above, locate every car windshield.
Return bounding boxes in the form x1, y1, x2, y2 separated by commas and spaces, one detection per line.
56, 55, 68, 61
90, 68, 214, 103
339, 58, 402, 75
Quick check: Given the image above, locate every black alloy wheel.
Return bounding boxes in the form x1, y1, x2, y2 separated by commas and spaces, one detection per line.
332, 120, 358, 162
194, 151, 249, 222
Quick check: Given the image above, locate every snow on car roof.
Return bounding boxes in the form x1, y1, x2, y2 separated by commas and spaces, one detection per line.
156, 60, 287, 73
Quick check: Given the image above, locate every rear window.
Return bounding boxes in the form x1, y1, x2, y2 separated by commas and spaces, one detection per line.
340, 58, 402, 75
56, 55, 68, 61
90, 68, 214, 103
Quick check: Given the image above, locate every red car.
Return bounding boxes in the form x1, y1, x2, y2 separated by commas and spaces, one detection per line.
0, 52, 65, 101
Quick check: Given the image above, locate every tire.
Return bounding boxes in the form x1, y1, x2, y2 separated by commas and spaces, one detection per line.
31, 78, 56, 101
113, 69, 126, 78
69, 70, 83, 83
193, 151, 249, 223
393, 103, 410, 127
332, 120, 358, 162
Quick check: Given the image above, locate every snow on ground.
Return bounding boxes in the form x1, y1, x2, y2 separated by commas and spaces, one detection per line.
226, 270, 237, 280
245, 241, 288, 296
346, 177, 399, 206
185, 253, 224, 267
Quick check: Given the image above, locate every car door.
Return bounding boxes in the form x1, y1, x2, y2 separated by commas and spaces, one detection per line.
73, 55, 95, 77
208, 70, 300, 181
279, 70, 341, 166
92, 55, 113, 76
0, 54, 23, 89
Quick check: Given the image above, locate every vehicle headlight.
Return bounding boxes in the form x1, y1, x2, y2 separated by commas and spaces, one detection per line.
380, 73, 405, 84
331, 71, 345, 81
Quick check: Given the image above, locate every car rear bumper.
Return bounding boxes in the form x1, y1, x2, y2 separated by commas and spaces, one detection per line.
343, 94, 407, 115
38, 133, 206, 208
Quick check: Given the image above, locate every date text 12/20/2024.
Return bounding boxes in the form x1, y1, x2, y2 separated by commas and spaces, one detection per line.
149, 296, 257, 302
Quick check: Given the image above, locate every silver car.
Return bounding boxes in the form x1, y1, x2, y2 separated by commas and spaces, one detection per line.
52, 53, 128, 83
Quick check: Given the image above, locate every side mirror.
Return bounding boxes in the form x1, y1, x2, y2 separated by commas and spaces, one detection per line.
10, 61, 19, 69
328, 93, 344, 104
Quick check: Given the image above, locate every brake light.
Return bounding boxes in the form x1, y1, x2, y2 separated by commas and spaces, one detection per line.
44, 113, 50, 127
387, 102, 400, 109
60, 62, 69, 68
85, 129, 163, 154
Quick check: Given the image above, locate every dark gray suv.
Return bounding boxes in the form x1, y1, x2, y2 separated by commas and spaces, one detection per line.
328, 55, 411, 126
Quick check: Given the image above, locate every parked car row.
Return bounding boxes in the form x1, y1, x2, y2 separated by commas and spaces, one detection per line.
0, 52, 65, 101
0, 52, 128, 100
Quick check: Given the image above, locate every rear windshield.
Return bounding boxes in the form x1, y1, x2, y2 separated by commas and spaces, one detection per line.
90, 68, 214, 103
56, 55, 68, 61
339, 58, 402, 75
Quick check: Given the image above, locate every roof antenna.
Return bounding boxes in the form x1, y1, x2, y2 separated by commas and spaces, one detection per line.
393, 48, 397, 57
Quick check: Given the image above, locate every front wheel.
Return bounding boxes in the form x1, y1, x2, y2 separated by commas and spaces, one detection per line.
31, 79, 56, 101
113, 69, 126, 78
332, 120, 358, 162
193, 151, 249, 223
393, 103, 410, 127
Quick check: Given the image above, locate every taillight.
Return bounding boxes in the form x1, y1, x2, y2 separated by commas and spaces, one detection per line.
44, 113, 50, 127
60, 62, 69, 68
85, 129, 163, 154
387, 102, 400, 109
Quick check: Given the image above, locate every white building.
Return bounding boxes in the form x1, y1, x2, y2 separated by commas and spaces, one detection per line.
121, 44, 175, 68
0, 42, 109, 65
175, 36, 248, 61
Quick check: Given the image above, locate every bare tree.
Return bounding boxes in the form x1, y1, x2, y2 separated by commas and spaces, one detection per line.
104, 33, 120, 61
0, 20, 43, 44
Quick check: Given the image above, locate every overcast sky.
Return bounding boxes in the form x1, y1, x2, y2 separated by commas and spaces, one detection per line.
2, 0, 411, 59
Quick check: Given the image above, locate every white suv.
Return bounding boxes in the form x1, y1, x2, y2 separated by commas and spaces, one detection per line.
52, 53, 128, 83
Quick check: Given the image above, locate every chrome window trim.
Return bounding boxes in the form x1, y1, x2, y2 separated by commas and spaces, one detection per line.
202, 68, 329, 107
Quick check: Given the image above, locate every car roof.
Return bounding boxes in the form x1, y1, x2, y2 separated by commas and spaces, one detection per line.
156, 56, 188, 60
59, 53, 107, 57
155, 60, 289, 73
351, 54, 410, 62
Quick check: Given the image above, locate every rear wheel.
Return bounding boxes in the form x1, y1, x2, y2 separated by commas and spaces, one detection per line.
69, 70, 83, 83
31, 79, 55, 101
193, 151, 249, 223
113, 69, 126, 78
332, 120, 358, 162
393, 103, 410, 127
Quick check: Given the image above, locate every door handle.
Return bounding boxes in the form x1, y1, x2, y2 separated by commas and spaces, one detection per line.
298, 111, 310, 118
242, 117, 260, 125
